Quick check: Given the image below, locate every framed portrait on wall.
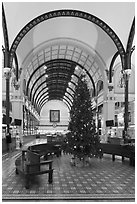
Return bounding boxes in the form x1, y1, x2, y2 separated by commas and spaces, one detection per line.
50, 110, 60, 122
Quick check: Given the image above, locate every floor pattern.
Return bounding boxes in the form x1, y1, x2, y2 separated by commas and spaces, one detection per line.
2, 150, 135, 201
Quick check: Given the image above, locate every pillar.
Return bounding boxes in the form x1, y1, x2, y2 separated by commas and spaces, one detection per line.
102, 83, 115, 142
11, 90, 24, 142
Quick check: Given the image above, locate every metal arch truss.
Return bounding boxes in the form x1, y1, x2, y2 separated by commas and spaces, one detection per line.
40, 94, 72, 109
125, 17, 135, 70
32, 81, 75, 106
109, 17, 135, 83
34, 85, 74, 107
38, 89, 73, 108
27, 59, 76, 98
25, 59, 95, 112
2, 3, 9, 55
109, 51, 119, 83
29, 74, 76, 104
41, 97, 71, 111
40, 96, 72, 111
26, 59, 95, 98
38, 88, 73, 108
126, 17, 135, 55
9, 9, 126, 68
6, 8, 128, 112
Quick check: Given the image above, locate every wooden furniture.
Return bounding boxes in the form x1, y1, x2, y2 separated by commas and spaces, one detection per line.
100, 143, 135, 166
28, 143, 62, 159
107, 137, 123, 144
15, 150, 53, 189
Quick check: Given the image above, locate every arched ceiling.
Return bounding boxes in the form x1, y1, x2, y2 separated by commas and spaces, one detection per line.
3, 2, 135, 50
23, 39, 105, 112
2, 2, 135, 114
16, 16, 117, 68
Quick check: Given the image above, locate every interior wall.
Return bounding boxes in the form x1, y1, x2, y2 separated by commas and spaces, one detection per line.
39, 100, 69, 133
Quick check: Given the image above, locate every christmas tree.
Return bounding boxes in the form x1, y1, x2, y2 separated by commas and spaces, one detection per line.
66, 74, 101, 163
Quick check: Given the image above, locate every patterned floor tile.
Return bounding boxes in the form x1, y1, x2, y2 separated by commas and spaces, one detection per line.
2, 147, 135, 201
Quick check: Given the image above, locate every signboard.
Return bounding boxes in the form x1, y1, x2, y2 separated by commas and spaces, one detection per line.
50, 110, 60, 122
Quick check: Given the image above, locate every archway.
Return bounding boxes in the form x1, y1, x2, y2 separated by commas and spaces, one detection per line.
9, 9, 125, 68
3, 6, 133, 140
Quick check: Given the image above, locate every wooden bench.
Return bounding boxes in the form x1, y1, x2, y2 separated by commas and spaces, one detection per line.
100, 143, 135, 166
15, 150, 53, 189
28, 143, 62, 159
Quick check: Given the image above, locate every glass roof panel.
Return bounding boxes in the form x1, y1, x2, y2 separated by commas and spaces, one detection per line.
24, 44, 102, 111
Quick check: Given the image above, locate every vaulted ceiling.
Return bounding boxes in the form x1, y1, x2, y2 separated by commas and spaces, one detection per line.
3, 2, 135, 113
23, 39, 105, 112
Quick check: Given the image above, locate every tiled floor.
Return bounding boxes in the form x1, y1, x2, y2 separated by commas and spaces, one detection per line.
2, 140, 135, 201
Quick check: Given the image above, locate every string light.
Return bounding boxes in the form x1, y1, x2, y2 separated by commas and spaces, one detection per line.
75, 65, 79, 71
43, 65, 47, 70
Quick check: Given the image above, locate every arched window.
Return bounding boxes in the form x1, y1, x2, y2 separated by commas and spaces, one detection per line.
23, 79, 26, 95
96, 80, 103, 95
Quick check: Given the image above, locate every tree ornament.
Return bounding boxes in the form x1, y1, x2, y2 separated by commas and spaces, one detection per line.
66, 74, 101, 164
